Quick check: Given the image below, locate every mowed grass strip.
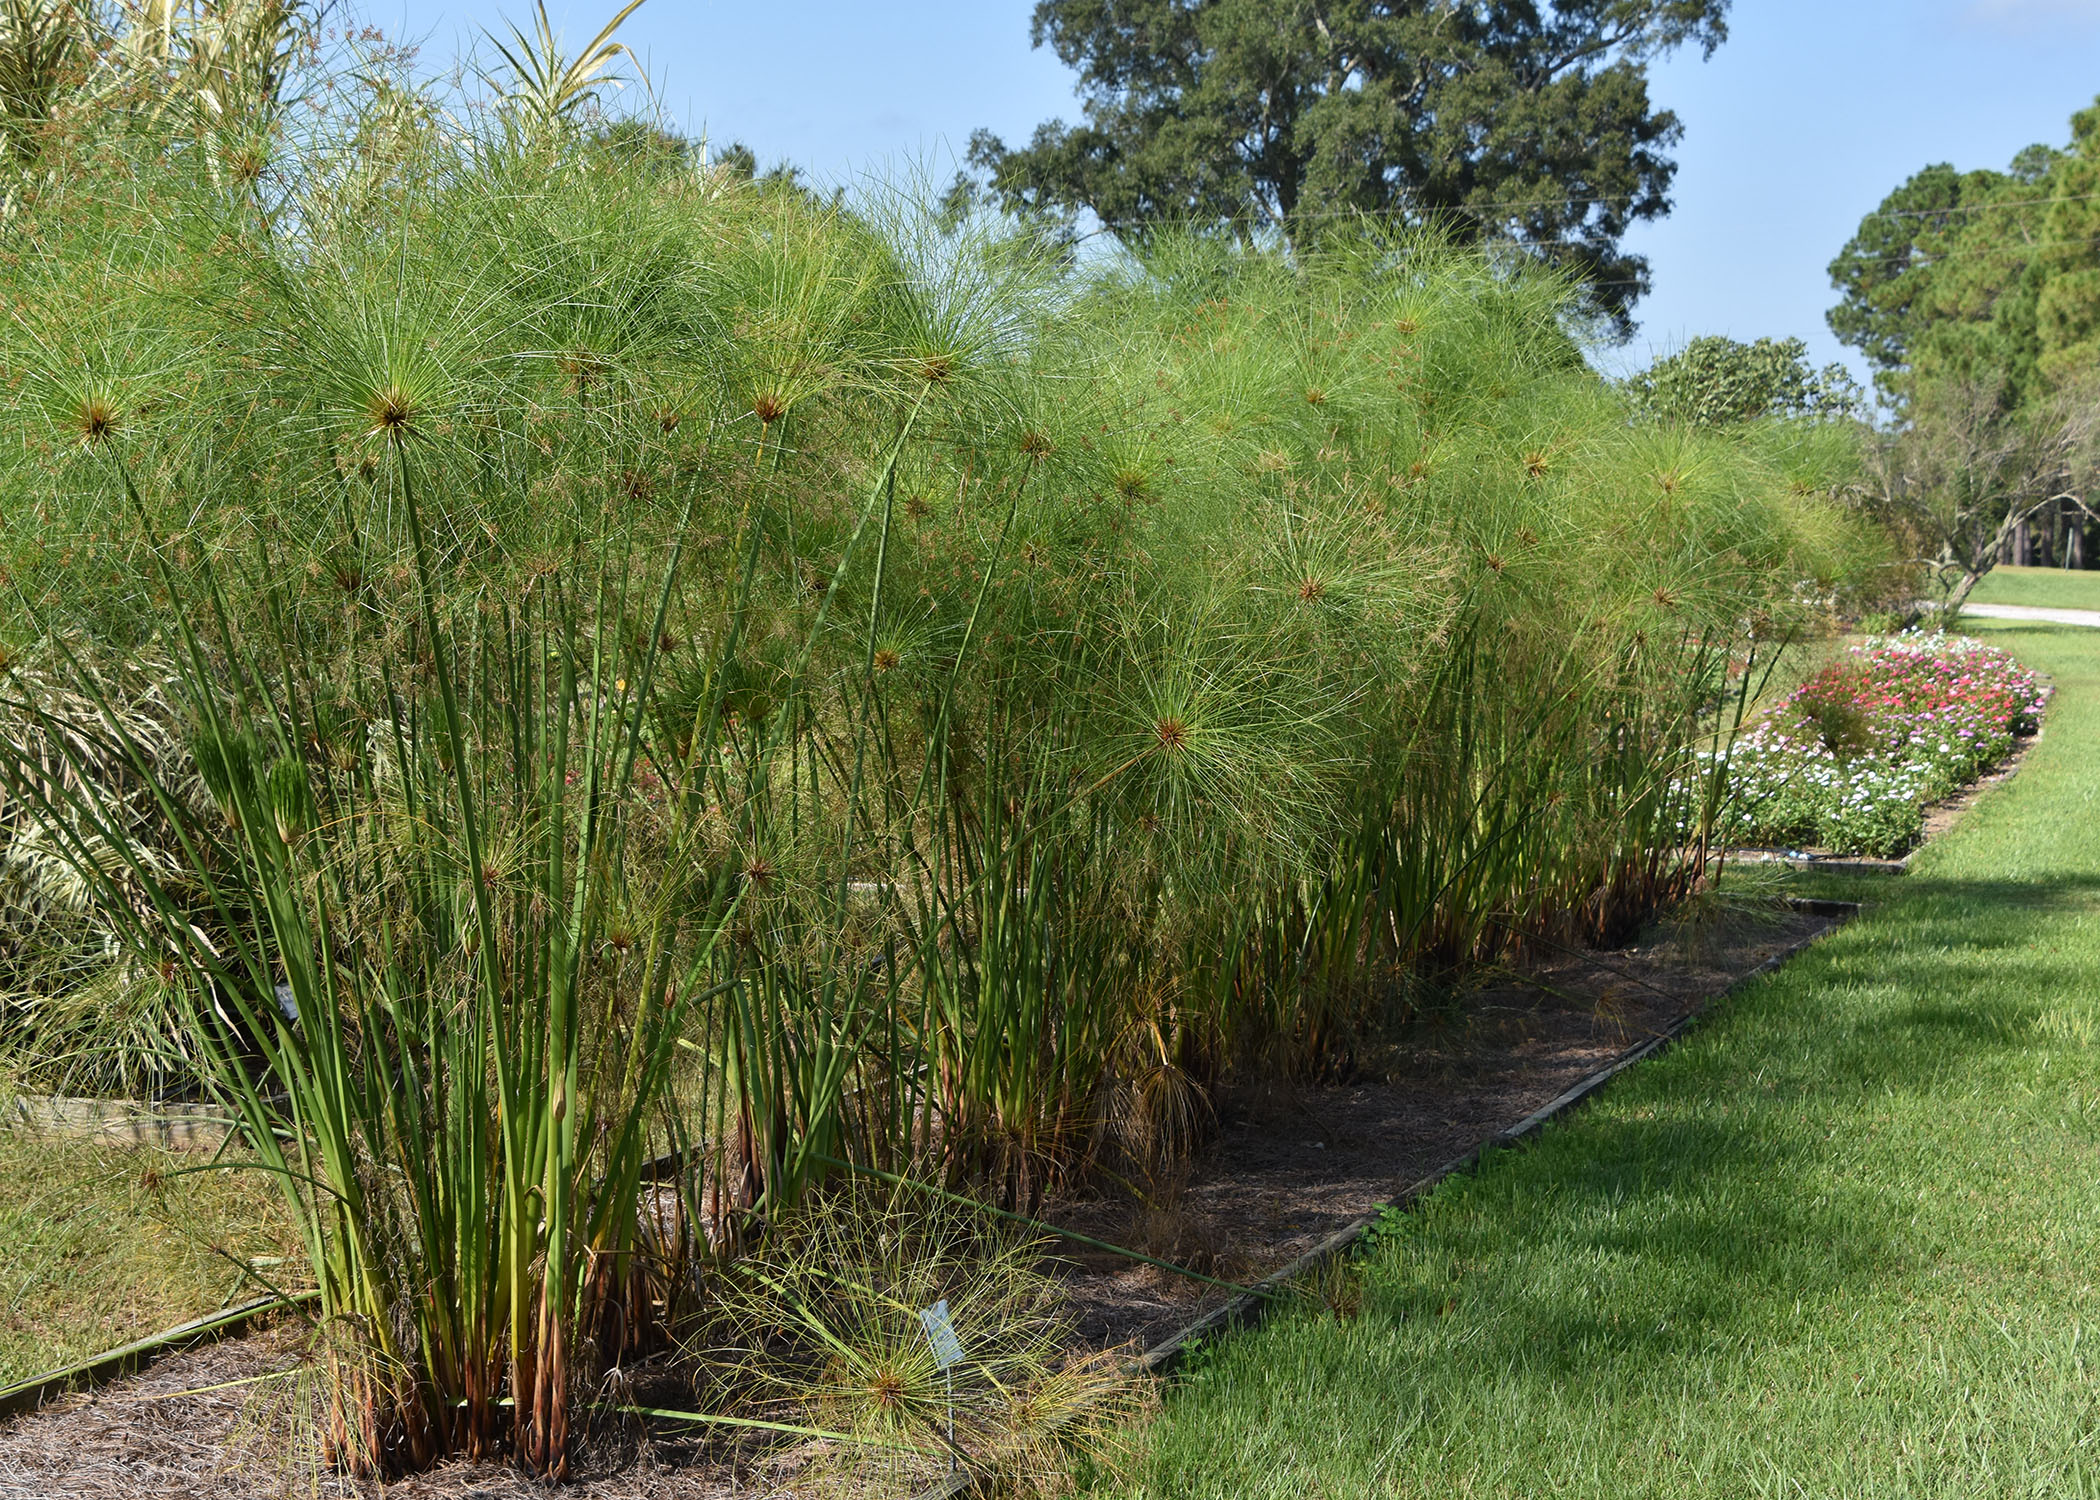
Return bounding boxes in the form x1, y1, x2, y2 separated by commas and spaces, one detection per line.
1105, 622, 2100, 1499
1967, 564, 2100, 612
0, 1123, 296, 1388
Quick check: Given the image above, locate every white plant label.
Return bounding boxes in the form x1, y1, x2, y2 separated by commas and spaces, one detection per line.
918, 1299, 964, 1370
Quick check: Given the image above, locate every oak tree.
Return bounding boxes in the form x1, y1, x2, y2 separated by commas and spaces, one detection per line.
963, 0, 1730, 336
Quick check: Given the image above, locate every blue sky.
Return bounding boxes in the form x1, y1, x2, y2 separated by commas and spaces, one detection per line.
392, 0, 2100, 383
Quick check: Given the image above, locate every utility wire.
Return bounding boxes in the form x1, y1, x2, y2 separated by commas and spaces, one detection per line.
1841, 188, 2100, 222
1188, 208, 2100, 272
1841, 229, 2100, 269
1102, 186, 2100, 229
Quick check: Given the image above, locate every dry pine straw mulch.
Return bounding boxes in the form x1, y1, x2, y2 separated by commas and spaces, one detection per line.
0, 1322, 761, 1499
0, 901, 1839, 1499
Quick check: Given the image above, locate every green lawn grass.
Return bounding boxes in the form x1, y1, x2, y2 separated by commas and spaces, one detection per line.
1106, 620, 2100, 1498
1966, 563, 2100, 612
0, 1120, 295, 1388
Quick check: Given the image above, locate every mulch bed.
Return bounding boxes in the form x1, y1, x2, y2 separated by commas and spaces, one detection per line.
0, 1321, 768, 1499
0, 902, 1837, 1498
1045, 902, 1836, 1352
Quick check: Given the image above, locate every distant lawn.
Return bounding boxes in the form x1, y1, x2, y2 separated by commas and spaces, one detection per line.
1105, 621, 2100, 1498
0, 1119, 296, 1388
1965, 562, 2100, 611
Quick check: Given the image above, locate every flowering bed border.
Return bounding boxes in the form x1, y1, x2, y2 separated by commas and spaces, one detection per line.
1716, 634, 2049, 860
1722, 727, 2038, 877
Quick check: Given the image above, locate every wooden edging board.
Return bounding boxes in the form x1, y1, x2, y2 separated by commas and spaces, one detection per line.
2, 1091, 234, 1150
910, 895, 1861, 1500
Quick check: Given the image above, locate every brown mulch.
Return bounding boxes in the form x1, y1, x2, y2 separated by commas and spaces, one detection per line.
1043, 902, 1837, 1352
0, 1322, 768, 1499
0, 903, 1837, 1498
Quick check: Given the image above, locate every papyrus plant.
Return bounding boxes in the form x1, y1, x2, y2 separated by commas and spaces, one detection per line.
0, 436, 742, 1477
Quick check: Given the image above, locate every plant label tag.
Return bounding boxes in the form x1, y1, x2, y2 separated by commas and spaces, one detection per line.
918, 1299, 963, 1369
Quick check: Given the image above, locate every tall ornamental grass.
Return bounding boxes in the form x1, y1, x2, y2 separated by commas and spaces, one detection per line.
0, 61, 1877, 1476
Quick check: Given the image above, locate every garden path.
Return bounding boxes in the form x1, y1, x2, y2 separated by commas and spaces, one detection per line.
1960, 601, 2100, 626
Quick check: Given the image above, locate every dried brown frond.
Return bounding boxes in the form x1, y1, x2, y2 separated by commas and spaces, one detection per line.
702, 1180, 1143, 1498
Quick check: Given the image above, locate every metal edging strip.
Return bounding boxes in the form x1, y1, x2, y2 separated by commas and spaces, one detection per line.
0, 1290, 320, 1421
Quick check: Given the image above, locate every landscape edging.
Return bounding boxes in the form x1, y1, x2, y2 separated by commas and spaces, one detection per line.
0, 1292, 319, 1422
2, 1092, 234, 1150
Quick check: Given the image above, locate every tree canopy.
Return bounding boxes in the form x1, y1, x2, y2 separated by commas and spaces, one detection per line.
1827, 96, 2100, 413
1624, 335, 1860, 427
1826, 150, 2058, 410
962, 0, 1731, 336
2038, 100, 2100, 388
1828, 95, 2100, 592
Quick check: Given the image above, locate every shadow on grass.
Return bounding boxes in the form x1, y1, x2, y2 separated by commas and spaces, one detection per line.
1315, 868, 2100, 1382
1115, 627, 2100, 1495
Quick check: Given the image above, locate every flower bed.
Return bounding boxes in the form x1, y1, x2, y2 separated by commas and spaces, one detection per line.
1715, 633, 2050, 858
